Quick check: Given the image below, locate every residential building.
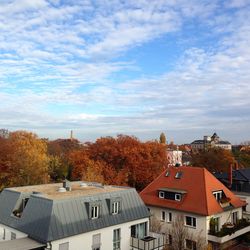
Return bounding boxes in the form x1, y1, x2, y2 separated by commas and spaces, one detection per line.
191, 133, 232, 152
0, 181, 165, 250
140, 166, 249, 250
167, 147, 182, 166
214, 166, 250, 212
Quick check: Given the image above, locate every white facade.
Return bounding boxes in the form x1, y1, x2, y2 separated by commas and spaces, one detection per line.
148, 205, 243, 244
167, 150, 182, 166
49, 218, 149, 250
0, 224, 27, 241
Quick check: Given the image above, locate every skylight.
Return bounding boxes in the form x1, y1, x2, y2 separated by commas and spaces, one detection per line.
165, 171, 170, 177
175, 171, 183, 179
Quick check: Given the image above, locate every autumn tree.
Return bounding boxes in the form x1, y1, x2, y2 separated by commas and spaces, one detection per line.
69, 135, 168, 190
47, 138, 82, 180
0, 131, 49, 188
190, 148, 235, 172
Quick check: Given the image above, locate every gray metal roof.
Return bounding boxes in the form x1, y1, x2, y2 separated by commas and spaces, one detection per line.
0, 187, 149, 243
0, 237, 45, 250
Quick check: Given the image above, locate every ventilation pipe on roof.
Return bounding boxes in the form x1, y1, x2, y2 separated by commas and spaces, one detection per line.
63, 179, 71, 191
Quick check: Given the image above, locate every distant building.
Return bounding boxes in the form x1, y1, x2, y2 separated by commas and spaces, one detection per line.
191, 132, 232, 152
0, 181, 165, 250
167, 147, 182, 166
140, 166, 248, 250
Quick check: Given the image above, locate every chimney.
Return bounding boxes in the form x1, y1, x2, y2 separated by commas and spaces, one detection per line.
228, 164, 233, 188
234, 161, 239, 170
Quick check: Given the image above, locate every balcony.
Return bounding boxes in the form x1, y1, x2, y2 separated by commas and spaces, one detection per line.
208, 219, 250, 244
130, 232, 167, 250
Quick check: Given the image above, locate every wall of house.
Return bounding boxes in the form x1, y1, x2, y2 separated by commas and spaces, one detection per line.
148, 206, 208, 241
0, 223, 27, 241
207, 207, 242, 232
235, 193, 250, 212
148, 205, 243, 244
49, 218, 149, 250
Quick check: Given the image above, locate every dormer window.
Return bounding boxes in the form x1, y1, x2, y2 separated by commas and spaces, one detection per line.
175, 194, 181, 201
112, 201, 120, 214
213, 191, 222, 201
91, 205, 99, 219
159, 191, 165, 199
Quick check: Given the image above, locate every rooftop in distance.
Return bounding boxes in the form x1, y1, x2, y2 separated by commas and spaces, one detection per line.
7, 181, 126, 200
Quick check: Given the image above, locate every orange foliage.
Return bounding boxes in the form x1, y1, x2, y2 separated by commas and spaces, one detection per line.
69, 135, 168, 190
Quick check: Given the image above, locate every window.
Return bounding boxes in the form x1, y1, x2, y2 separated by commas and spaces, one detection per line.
175, 194, 181, 201
113, 229, 121, 250
232, 211, 238, 224
186, 239, 197, 250
59, 242, 69, 250
91, 206, 99, 219
131, 222, 147, 239
112, 201, 120, 214
213, 191, 222, 201
185, 216, 196, 228
92, 234, 101, 250
175, 171, 183, 179
168, 212, 172, 222
159, 191, 164, 199
11, 232, 16, 240
168, 234, 172, 245
161, 211, 166, 221
161, 211, 172, 222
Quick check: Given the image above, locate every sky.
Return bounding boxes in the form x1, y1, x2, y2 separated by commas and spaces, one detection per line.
0, 0, 250, 144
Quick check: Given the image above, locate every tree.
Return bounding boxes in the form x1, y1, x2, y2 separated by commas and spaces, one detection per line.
160, 132, 167, 144
0, 131, 49, 188
164, 215, 207, 250
47, 138, 82, 181
190, 148, 235, 172
69, 135, 168, 190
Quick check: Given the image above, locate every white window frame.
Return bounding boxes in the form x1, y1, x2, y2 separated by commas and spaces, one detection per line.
167, 212, 172, 223
213, 191, 222, 201
159, 191, 164, 199
113, 228, 121, 250
232, 211, 238, 224
112, 201, 119, 215
175, 193, 181, 201
185, 216, 196, 228
91, 205, 99, 219
161, 211, 166, 221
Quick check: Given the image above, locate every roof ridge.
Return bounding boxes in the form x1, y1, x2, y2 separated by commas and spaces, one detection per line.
202, 168, 209, 215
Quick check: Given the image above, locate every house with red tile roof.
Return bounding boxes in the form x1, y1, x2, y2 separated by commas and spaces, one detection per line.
140, 166, 250, 250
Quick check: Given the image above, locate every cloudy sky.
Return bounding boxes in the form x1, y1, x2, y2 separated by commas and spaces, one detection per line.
0, 0, 250, 143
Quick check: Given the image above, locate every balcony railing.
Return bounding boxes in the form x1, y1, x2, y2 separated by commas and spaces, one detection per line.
208, 219, 250, 244
130, 232, 167, 250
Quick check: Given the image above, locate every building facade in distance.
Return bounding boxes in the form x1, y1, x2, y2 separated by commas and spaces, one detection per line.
191, 132, 232, 152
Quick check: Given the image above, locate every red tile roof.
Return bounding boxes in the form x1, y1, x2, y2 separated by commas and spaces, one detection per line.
140, 166, 246, 216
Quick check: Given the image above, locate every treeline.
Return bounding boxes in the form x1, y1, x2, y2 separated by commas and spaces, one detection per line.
0, 129, 168, 191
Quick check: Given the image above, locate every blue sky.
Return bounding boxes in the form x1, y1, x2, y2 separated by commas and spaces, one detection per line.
0, 0, 250, 143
